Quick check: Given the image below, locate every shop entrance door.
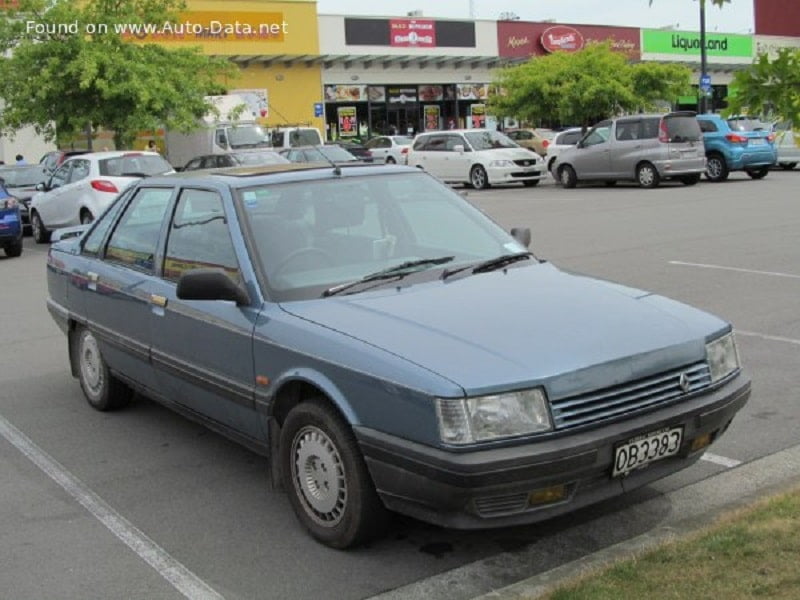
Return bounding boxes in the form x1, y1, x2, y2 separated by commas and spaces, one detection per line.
387, 105, 419, 136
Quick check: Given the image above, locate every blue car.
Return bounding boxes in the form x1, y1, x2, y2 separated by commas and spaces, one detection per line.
0, 181, 23, 258
697, 114, 777, 181
45, 164, 750, 548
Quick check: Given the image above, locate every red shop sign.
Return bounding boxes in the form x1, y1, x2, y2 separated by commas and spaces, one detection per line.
541, 26, 585, 53
390, 19, 437, 47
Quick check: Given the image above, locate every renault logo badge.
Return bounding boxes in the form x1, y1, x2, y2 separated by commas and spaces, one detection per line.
679, 373, 691, 393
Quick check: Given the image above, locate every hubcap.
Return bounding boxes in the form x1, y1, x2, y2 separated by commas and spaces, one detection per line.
472, 168, 485, 188
32, 215, 41, 238
79, 333, 104, 396
292, 425, 347, 526
639, 167, 654, 186
560, 168, 571, 186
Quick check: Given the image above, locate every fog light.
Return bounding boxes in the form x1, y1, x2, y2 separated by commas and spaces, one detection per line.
529, 485, 567, 506
691, 433, 712, 452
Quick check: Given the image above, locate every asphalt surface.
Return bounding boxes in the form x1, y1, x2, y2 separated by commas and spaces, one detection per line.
1, 169, 798, 599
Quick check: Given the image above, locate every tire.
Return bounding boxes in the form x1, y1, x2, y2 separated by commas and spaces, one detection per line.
80, 209, 94, 225
76, 328, 132, 411
558, 165, 577, 188
4, 240, 22, 257
746, 167, 769, 180
522, 179, 540, 187
779, 162, 797, 171
31, 211, 51, 244
280, 398, 388, 548
681, 174, 701, 186
385, 156, 396, 165
705, 154, 729, 182
636, 162, 660, 188
469, 165, 490, 190
548, 157, 557, 173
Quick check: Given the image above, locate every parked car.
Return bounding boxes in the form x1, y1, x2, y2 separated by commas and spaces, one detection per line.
333, 140, 374, 163
407, 129, 546, 189
46, 163, 750, 548
363, 135, 413, 164
30, 151, 174, 243
554, 112, 705, 188
0, 165, 47, 234
181, 150, 289, 171
545, 127, 584, 174
0, 181, 22, 257
39, 150, 91, 177
279, 145, 360, 164
772, 120, 799, 170
696, 115, 777, 181
505, 128, 553, 157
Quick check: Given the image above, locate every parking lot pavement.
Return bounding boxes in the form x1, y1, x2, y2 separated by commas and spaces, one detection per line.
1, 170, 798, 600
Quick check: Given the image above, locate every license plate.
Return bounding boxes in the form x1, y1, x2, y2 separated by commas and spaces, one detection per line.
612, 427, 683, 477
749, 138, 766, 146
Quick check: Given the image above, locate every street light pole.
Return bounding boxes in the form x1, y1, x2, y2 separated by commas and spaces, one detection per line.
699, 0, 708, 114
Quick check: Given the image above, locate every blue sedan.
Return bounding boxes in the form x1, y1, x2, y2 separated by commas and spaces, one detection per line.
0, 181, 23, 257
46, 163, 750, 547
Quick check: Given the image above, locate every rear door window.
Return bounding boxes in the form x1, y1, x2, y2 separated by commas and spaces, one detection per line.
105, 187, 173, 273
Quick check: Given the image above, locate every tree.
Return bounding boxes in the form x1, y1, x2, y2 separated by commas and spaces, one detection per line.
489, 43, 692, 128
0, 0, 238, 149
725, 48, 800, 124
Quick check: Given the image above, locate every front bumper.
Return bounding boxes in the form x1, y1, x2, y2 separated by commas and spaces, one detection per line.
487, 164, 546, 184
356, 374, 750, 529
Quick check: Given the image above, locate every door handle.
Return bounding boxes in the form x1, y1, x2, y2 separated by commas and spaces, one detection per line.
150, 294, 167, 308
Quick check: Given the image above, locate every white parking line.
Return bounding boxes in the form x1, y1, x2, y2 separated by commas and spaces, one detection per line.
0, 414, 224, 600
701, 453, 742, 468
737, 330, 800, 347
669, 261, 800, 280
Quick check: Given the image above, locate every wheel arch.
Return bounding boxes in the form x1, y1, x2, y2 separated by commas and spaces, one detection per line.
268, 369, 357, 428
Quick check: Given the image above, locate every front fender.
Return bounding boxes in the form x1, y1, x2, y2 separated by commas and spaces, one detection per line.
265, 367, 359, 425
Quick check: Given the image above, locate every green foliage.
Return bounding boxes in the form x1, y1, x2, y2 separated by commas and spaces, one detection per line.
0, 0, 238, 148
489, 43, 692, 127
649, 0, 731, 7
725, 48, 800, 125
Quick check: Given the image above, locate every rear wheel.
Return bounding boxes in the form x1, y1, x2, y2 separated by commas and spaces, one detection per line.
636, 162, 660, 188
31, 211, 51, 244
280, 398, 388, 548
681, 174, 701, 186
746, 167, 770, 180
470, 165, 490, 190
705, 154, 729, 182
385, 156, 396, 165
779, 162, 797, 171
522, 179, 540, 187
76, 328, 132, 411
80, 209, 94, 225
558, 165, 577, 188
4, 240, 22, 257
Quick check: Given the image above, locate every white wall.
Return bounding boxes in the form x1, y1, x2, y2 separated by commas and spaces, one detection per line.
0, 126, 56, 164
754, 35, 800, 58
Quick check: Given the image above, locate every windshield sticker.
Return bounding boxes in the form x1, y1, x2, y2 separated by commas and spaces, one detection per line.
242, 191, 258, 209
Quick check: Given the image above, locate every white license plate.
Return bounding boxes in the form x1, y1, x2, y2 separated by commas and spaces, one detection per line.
749, 138, 766, 146
612, 427, 683, 477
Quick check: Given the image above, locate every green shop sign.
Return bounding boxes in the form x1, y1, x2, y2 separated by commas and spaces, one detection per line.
642, 29, 753, 57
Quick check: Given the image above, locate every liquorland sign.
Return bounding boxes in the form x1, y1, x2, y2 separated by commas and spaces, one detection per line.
498, 21, 640, 59
641, 29, 753, 63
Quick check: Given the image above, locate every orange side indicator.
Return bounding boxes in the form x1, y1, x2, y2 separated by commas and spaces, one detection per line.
255, 375, 270, 386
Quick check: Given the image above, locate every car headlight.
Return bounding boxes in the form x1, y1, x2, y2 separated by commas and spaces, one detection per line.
489, 160, 515, 168
706, 332, 740, 383
436, 388, 552, 445
2, 197, 19, 209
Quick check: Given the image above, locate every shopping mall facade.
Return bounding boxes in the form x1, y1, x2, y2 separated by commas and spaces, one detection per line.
131, 0, 800, 139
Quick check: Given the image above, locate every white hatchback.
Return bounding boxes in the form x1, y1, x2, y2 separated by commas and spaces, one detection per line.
363, 135, 414, 165
30, 151, 174, 243
406, 129, 545, 189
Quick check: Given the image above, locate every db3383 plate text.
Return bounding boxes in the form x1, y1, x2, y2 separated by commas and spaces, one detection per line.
613, 427, 683, 477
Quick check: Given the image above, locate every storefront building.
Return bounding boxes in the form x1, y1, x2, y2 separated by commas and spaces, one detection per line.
496, 21, 641, 60
317, 15, 503, 139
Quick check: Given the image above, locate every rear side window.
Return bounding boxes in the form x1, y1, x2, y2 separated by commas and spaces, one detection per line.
663, 116, 702, 142
99, 154, 173, 177
698, 120, 718, 133
560, 131, 582, 145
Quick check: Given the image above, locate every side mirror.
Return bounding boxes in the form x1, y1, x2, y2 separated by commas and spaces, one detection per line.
176, 269, 250, 305
453, 144, 465, 154
35, 182, 46, 191
510, 227, 531, 248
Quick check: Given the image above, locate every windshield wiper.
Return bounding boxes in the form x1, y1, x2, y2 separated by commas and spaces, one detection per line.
442, 252, 532, 280
323, 256, 454, 297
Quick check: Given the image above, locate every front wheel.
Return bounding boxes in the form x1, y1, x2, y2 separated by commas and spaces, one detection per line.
76, 328, 132, 411
31, 211, 51, 244
558, 165, 577, 188
746, 167, 770, 180
470, 165, 490, 190
280, 399, 387, 548
636, 162, 660, 188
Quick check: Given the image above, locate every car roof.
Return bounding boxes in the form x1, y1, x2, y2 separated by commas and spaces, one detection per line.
141, 163, 417, 189
64, 151, 164, 161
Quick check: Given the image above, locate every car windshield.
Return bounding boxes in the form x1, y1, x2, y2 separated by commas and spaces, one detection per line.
727, 118, 769, 132
237, 172, 528, 301
0, 166, 45, 187
392, 136, 413, 145
99, 154, 174, 176
227, 125, 270, 148
310, 146, 358, 162
233, 151, 290, 166
464, 130, 518, 151
664, 115, 702, 142
289, 129, 323, 146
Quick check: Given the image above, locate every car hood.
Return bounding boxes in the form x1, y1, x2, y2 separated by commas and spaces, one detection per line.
280, 263, 727, 398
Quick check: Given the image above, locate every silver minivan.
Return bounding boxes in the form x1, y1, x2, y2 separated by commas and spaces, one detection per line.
554, 112, 706, 188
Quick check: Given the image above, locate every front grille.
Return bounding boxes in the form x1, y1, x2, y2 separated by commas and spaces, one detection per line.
514, 159, 537, 167
474, 493, 529, 517
550, 361, 712, 431
511, 171, 541, 178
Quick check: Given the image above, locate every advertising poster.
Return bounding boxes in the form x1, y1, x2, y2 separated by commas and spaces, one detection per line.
470, 104, 486, 129
456, 84, 489, 101
325, 85, 367, 102
387, 87, 418, 104
424, 105, 441, 131
337, 106, 358, 137
389, 19, 436, 47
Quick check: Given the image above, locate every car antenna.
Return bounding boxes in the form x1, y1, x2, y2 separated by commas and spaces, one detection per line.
315, 144, 341, 177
